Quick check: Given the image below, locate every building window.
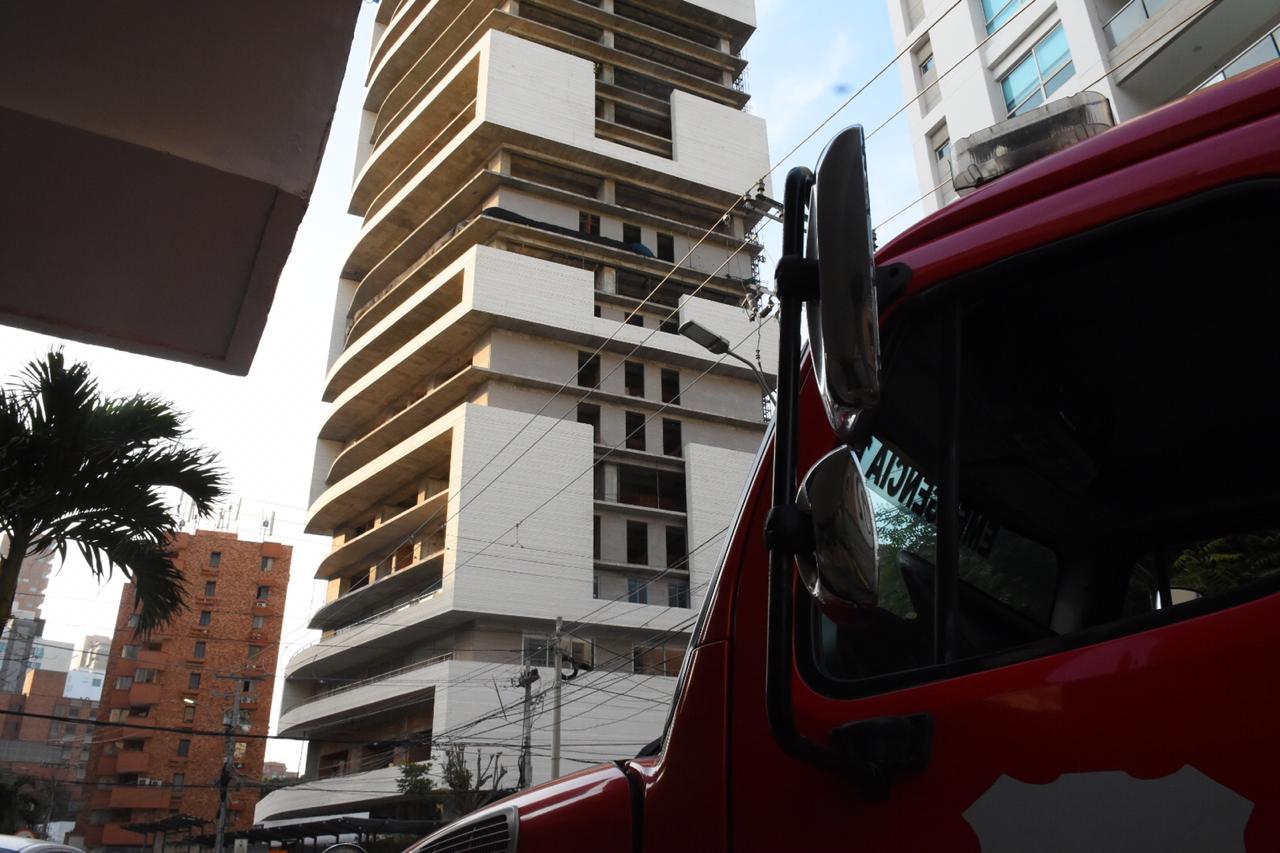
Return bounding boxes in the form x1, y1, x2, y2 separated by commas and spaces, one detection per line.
627, 577, 649, 604
668, 581, 691, 608
173, 773, 185, 791
666, 526, 688, 569
108, 708, 127, 722
126, 614, 139, 628
916, 43, 940, 112
177, 739, 191, 757
929, 123, 956, 202
593, 573, 600, 597
261, 556, 275, 571
627, 520, 649, 565
193, 641, 206, 659
593, 516, 601, 560
135, 668, 157, 684
114, 676, 133, 690
188, 672, 201, 691
256, 585, 270, 601
579, 212, 601, 236
577, 404, 602, 443
522, 635, 553, 668
660, 369, 680, 404
577, 352, 601, 388
662, 419, 682, 457
251, 616, 265, 630
182, 705, 196, 723
204, 581, 216, 597
626, 313, 645, 327
982, 0, 1025, 33
633, 643, 685, 676
1001, 23, 1074, 116
623, 223, 642, 245
625, 412, 646, 451
199, 610, 212, 626
656, 233, 674, 262
248, 645, 263, 659
92, 678, 101, 687
121, 644, 139, 660
209, 551, 221, 568
129, 706, 149, 718
624, 361, 645, 397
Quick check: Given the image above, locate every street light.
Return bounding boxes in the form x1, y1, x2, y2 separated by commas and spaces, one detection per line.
678, 320, 774, 400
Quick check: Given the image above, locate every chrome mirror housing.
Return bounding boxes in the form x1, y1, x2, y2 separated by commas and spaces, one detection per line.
795, 447, 879, 617
806, 125, 881, 443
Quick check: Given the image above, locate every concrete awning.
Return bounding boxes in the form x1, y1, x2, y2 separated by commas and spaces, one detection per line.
0, 1, 361, 374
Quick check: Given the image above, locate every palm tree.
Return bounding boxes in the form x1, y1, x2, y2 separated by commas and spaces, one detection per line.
0, 350, 225, 633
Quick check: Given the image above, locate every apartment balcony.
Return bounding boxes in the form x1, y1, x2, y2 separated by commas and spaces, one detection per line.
364, 0, 750, 148
127, 682, 163, 706
108, 785, 170, 810
1105, 0, 1278, 104
344, 29, 768, 285
278, 653, 449, 737
307, 415, 452, 535
315, 489, 448, 578
286, 585, 461, 678
116, 751, 150, 773
310, 551, 444, 630
102, 824, 146, 846
255, 765, 403, 823
1198, 23, 1280, 89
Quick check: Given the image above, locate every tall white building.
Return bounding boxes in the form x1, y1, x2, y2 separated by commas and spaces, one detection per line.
889, 0, 1280, 211
258, 0, 773, 823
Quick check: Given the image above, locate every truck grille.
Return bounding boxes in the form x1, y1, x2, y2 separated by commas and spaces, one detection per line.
418, 806, 517, 853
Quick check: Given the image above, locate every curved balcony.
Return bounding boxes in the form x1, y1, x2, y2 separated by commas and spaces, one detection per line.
255, 765, 403, 823
306, 419, 454, 535
316, 491, 447, 580
367, 0, 433, 92
324, 265, 466, 402
354, 53, 480, 219
327, 365, 487, 484
279, 653, 450, 737
310, 551, 444, 631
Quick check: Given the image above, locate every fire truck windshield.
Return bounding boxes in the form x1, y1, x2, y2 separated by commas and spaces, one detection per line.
800, 180, 1280, 694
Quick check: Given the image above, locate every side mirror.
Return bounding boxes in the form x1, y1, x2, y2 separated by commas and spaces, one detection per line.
795, 447, 879, 618
807, 126, 881, 442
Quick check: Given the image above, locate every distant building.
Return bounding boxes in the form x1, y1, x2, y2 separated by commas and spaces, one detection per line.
62, 669, 105, 702
74, 636, 111, 673
30, 638, 73, 674
262, 761, 298, 782
74, 530, 291, 851
0, 617, 44, 693
0, 668, 99, 826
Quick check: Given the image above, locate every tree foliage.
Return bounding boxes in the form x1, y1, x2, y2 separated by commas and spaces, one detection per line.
396, 761, 434, 798
0, 350, 225, 632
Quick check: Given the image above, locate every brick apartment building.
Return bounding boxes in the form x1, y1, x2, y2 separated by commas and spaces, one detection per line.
0, 668, 99, 826
74, 530, 290, 851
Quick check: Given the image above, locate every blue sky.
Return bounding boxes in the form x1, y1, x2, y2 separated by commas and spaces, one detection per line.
0, 0, 926, 767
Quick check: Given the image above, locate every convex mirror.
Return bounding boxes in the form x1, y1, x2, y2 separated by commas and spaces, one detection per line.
795, 447, 879, 618
807, 125, 881, 442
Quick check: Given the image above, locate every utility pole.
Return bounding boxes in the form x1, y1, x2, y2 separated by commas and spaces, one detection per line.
511, 667, 539, 789
214, 675, 257, 853
550, 616, 563, 780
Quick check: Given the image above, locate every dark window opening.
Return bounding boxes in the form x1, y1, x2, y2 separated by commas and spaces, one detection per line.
579, 212, 601, 236
625, 361, 645, 397
627, 521, 649, 565
593, 516, 601, 560
578, 352, 601, 388
617, 465, 686, 512
661, 369, 680, 404
209, 552, 221, 568
662, 419, 682, 457
666, 526, 688, 569
668, 580, 691, 608
627, 578, 649, 605
625, 412, 646, 451
578, 404, 602, 443
657, 233, 675, 262
623, 223, 642, 245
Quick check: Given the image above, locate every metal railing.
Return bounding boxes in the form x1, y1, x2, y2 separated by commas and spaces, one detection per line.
1197, 24, 1280, 90
1103, 0, 1170, 49
303, 652, 454, 706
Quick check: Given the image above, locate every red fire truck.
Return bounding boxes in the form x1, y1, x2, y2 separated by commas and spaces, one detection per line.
410, 62, 1280, 851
